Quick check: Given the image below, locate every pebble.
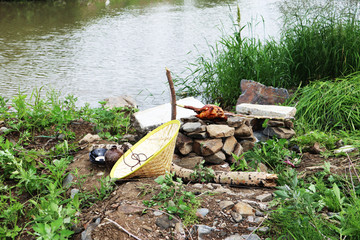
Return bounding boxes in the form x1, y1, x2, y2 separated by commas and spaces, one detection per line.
153, 211, 163, 216
62, 173, 74, 188
334, 145, 358, 154
70, 188, 79, 199
196, 208, 209, 218
0, 126, 9, 134
219, 201, 234, 210
255, 193, 273, 202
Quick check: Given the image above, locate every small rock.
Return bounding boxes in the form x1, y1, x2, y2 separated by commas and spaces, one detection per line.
196, 208, 210, 218
204, 151, 226, 164
234, 124, 253, 138
117, 205, 143, 214
242, 200, 268, 211
309, 142, 326, 154
258, 227, 269, 232
224, 233, 243, 240
231, 211, 243, 223
155, 215, 178, 229
81, 218, 101, 240
187, 131, 208, 139
173, 153, 204, 170
247, 215, 255, 222
153, 211, 163, 216
193, 139, 223, 156
227, 116, 246, 128
256, 193, 273, 202
227, 143, 244, 164
222, 136, 238, 155
254, 217, 264, 223
232, 201, 255, 216
62, 174, 74, 188
182, 122, 205, 133
176, 132, 194, 155
219, 201, 235, 210
255, 210, 264, 217
0, 126, 8, 134
241, 234, 261, 240
240, 140, 255, 152
206, 125, 235, 138
79, 133, 102, 144
197, 225, 215, 239
70, 189, 79, 199
263, 127, 295, 139
104, 95, 137, 109
334, 145, 358, 154
214, 186, 234, 195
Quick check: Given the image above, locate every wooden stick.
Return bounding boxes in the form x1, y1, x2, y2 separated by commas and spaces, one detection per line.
170, 163, 277, 188
105, 218, 143, 240
166, 68, 176, 120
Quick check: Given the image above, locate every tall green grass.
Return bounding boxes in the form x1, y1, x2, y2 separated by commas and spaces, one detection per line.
175, 4, 360, 108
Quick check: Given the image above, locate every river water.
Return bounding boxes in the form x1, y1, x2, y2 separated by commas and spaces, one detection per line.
0, 0, 282, 110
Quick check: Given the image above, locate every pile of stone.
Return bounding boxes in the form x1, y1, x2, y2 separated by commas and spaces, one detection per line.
175, 115, 256, 168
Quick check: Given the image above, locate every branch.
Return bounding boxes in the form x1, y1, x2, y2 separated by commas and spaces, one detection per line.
166, 68, 176, 120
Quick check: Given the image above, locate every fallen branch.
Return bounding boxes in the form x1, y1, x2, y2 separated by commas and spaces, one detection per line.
170, 163, 277, 188
105, 218, 143, 240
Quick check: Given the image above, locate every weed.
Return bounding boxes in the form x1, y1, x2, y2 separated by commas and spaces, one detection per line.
143, 173, 200, 226
189, 160, 215, 183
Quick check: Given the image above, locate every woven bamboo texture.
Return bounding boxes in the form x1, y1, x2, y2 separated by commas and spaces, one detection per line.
110, 120, 180, 179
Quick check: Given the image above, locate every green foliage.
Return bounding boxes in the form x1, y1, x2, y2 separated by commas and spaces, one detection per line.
238, 138, 300, 173
189, 160, 215, 183
0, 193, 24, 239
291, 74, 360, 132
143, 173, 200, 226
270, 161, 360, 239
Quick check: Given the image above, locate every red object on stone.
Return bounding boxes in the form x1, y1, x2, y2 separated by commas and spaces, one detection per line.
182, 104, 227, 121
236, 80, 289, 105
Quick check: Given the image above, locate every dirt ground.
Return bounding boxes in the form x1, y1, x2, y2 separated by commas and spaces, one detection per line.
64, 122, 358, 240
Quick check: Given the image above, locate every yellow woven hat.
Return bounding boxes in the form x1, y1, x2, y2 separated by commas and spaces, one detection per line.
110, 120, 180, 179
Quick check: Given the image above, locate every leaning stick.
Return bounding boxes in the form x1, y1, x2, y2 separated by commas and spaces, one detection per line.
170, 163, 277, 188
105, 218, 143, 240
166, 68, 176, 120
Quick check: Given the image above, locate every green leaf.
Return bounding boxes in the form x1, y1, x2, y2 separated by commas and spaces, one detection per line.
274, 190, 290, 199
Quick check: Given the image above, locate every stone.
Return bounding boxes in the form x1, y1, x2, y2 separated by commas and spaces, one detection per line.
227, 143, 244, 164
182, 122, 205, 133
334, 145, 358, 154
256, 193, 273, 202
263, 127, 295, 139
309, 142, 326, 154
266, 120, 285, 127
193, 139, 223, 156
232, 201, 255, 216
79, 133, 102, 144
155, 215, 178, 229
0, 127, 8, 134
240, 140, 255, 152
234, 124, 253, 138
258, 163, 268, 172
81, 218, 101, 240
187, 131, 208, 139
231, 211, 243, 223
62, 173, 74, 188
70, 189, 79, 199
176, 132, 193, 155
227, 116, 246, 127
204, 151, 226, 164
242, 199, 268, 211
222, 136, 238, 155
133, 97, 204, 132
253, 131, 269, 142
236, 79, 289, 105
219, 200, 235, 210
236, 103, 296, 119
180, 115, 202, 123
172, 153, 204, 169
196, 208, 210, 218
104, 95, 137, 109
225, 233, 261, 240
197, 225, 215, 239
206, 124, 235, 138
117, 205, 144, 214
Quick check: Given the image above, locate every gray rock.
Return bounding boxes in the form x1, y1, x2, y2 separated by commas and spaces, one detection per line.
182, 122, 205, 133
173, 153, 204, 170
241, 234, 261, 240
247, 215, 255, 222
176, 132, 194, 155
240, 140, 255, 152
234, 124, 253, 138
63, 173, 74, 188
193, 139, 223, 156
155, 215, 178, 229
228, 143, 244, 164
70, 189, 79, 199
187, 131, 208, 139
196, 208, 210, 218
81, 218, 101, 240
255, 210, 264, 217
236, 103, 296, 118
219, 200, 234, 210
258, 227, 269, 232
227, 116, 246, 127
104, 95, 137, 109
207, 124, 235, 138
334, 145, 358, 154
0, 127, 9, 134
79, 133, 102, 144
222, 136, 238, 155
204, 151, 226, 164
232, 201, 255, 216
256, 193, 273, 202
253, 131, 269, 142
263, 126, 295, 139
231, 211, 243, 223
197, 225, 215, 239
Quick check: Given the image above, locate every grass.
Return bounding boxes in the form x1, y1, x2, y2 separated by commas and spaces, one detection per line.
0, 88, 135, 239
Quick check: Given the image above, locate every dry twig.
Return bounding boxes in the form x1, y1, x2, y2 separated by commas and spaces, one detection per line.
105, 217, 143, 240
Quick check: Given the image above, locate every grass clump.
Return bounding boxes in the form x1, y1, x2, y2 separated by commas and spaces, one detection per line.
291, 73, 360, 132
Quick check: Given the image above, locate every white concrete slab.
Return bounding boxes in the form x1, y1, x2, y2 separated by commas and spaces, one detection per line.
134, 97, 204, 131
236, 103, 296, 118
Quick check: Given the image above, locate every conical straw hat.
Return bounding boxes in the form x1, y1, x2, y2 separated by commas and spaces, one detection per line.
110, 120, 180, 179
